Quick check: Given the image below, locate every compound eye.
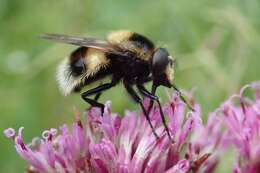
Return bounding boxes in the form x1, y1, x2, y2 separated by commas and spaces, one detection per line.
70, 47, 87, 77
152, 48, 170, 75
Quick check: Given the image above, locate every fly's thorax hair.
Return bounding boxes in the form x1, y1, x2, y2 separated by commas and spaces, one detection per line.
107, 30, 133, 45
56, 47, 111, 96
107, 30, 155, 61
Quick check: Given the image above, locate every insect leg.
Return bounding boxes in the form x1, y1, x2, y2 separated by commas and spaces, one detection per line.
81, 79, 118, 115
137, 84, 172, 141
147, 84, 157, 116
93, 82, 104, 101
94, 92, 102, 101
123, 81, 159, 139
81, 97, 105, 114
136, 76, 154, 116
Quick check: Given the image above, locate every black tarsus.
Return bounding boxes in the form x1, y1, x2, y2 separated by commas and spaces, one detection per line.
137, 84, 172, 141
81, 77, 119, 115
172, 84, 195, 112
123, 80, 159, 139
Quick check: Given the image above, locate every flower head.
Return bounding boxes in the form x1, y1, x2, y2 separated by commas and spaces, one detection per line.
7, 83, 260, 172
5, 94, 220, 173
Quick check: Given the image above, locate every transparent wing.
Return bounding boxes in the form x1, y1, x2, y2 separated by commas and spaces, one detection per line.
40, 33, 129, 56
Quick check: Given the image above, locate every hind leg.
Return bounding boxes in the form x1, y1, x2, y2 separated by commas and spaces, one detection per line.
81, 79, 118, 115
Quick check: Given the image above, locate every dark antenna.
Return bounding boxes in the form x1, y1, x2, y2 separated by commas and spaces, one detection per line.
172, 84, 195, 112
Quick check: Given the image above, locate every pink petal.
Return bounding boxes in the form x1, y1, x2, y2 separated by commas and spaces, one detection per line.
164, 159, 190, 173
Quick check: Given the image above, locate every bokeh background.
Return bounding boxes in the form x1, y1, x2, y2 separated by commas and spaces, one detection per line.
1, 0, 260, 172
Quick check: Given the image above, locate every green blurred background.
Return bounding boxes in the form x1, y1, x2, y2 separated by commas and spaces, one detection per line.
1, 0, 259, 172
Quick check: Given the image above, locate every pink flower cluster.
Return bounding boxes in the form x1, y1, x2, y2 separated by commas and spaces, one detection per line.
4, 82, 260, 173
216, 83, 260, 173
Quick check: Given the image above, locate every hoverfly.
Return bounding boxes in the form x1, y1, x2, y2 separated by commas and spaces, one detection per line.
41, 30, 193, 140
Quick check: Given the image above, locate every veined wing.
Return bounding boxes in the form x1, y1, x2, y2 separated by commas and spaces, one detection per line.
41, 33, 130, 56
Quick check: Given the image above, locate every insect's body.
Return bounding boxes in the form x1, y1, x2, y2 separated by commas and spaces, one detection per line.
58, 31, 164, 95
42, 30, 190, 140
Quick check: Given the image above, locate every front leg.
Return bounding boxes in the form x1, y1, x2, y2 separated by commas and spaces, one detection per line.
137, 84, 172, 141
136, 76, 155, 116
147, 84, 157, 117
123, 80, 159, 139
